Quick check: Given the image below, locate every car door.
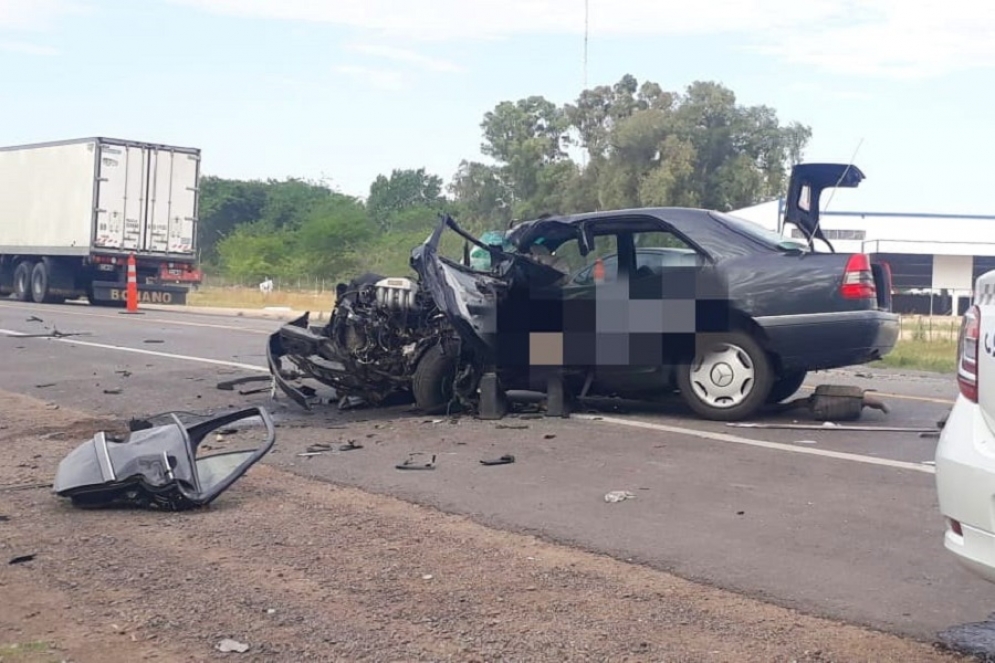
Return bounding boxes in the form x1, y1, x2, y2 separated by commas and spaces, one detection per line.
525, 218, 649, 388
577, 217, 711, 395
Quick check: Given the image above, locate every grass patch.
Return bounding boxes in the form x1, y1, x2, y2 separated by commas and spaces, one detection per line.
186, 285, 335, 312
899, 315, 962, 342
0, 641, 56, 662
873, 338, 958, 374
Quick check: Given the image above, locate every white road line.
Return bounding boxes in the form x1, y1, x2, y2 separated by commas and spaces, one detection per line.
0, 329, 268, 373
0, 305, 958, 405
0, 326, 941, 473
573, 414, 936, 474
0, 302, 272, 335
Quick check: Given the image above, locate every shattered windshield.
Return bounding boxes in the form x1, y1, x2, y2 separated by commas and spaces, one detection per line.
433, 218, 572, 277
468, 231, 512, 271
709, 211, 809, 252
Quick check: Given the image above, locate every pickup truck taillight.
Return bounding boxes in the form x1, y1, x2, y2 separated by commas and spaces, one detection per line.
841, 253, 877, 300
958, 304, 980, 403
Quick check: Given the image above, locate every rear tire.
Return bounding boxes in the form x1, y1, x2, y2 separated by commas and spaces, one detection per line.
412, 343, 459, 415
676, 331, 774, 422
30, 260, 60, 304
767, 369, 808, 404
13, 261, 33, 302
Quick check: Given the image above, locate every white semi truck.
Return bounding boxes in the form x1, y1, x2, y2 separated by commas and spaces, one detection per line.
0, 137, 203, 306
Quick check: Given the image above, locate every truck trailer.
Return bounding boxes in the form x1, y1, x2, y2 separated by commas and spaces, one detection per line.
0, 137, 202, 306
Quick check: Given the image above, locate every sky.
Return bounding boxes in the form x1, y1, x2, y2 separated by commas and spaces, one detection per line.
2, 0, 994, 216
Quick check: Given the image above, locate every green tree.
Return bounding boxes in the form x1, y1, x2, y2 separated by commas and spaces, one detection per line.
212, 185, 376, 282
197, 176, 339, 267
480, 95, 572, 210
203, 74, 812, 286
196, 176, 268, 265
560, 76, 813, 212
258, 177, 340, 230
667, 80, 810, 210
293, 194, 377, 278
215, 221, 294, 282
367, 168, 444, 231
447, 159, 512, 230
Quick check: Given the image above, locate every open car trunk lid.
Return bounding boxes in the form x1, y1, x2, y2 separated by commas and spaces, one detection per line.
783, 162, 866, 252
784, 162, 894, 312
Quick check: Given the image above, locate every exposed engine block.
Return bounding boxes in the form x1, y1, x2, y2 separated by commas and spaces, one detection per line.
325, 274, 445, 383
374, 277, 419, 311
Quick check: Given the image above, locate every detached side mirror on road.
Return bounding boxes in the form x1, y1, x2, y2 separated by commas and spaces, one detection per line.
52, 407, 276, 511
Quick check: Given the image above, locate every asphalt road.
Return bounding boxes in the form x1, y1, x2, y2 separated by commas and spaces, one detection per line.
0, 298, 987, 644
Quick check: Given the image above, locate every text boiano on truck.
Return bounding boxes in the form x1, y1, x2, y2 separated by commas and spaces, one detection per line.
0, 137, 203, 306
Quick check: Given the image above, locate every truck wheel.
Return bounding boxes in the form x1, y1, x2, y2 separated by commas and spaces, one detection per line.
767, 369, 807, 403
13, 261, 33, 301
412, 343, 459, 415
30, 261, 62, 304
676, 331, 774, 422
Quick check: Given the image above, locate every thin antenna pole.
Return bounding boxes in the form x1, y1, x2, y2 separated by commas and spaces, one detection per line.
822, 137, 864, 213
583, 0, 589, 91
581, 0, 589, 169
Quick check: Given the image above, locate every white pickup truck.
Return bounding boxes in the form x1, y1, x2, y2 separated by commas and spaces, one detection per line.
935, 270, 995, 581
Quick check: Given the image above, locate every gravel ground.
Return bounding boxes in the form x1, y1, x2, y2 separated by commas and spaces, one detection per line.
0, 390, 974, 663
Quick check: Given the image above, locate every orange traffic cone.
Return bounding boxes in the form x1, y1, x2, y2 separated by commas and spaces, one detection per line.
593, 258, 605, 284
120, 253, 143, 315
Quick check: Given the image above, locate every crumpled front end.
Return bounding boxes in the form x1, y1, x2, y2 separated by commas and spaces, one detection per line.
266, 312, 337, 410
409, 215, 511, 365
409, 214, 595, 375
267, 214, 573, 413
267, 272, 456, 410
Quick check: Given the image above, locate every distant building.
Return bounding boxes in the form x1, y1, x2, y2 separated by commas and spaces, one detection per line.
731, 199, 995, 315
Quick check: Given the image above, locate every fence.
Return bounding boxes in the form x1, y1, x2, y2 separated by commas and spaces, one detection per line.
892, 293, 971, 316
898, 314, 962, 342
195, 274, 336, 293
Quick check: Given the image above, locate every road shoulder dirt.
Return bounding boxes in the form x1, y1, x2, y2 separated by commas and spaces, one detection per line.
0, 391, 970, 662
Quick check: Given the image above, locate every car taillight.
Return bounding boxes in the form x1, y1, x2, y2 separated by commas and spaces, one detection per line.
958, 304, 980, 403
841, 253, 877, 300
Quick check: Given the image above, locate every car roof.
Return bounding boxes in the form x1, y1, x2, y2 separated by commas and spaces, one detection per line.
516, 206, 707, 227
506, 207, 727, 249
500, 205, 799, 260
508, 207, 727, 238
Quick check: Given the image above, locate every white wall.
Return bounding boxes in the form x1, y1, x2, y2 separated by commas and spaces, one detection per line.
931, 254, 974, 290
727, 199, 780, 231
729, 199, 995, 255
816, 213, 995, 246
